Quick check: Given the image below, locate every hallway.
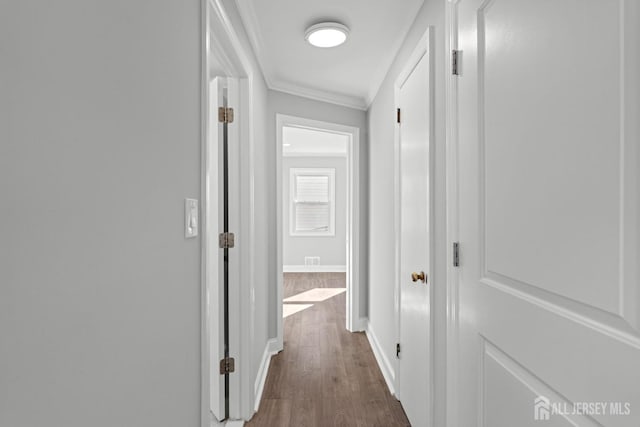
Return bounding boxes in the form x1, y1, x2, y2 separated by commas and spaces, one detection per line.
3, 1, 640, 426
247, 273, 410, 427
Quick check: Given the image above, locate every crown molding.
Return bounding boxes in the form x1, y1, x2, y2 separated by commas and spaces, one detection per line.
270, 78, 368, 110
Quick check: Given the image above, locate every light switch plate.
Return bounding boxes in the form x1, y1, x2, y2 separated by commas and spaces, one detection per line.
185, 198, 199, 238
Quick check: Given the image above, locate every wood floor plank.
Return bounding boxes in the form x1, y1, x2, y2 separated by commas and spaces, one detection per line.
289, 398, 318, 427
248, 399, 292, 427
246, 272, 410, 426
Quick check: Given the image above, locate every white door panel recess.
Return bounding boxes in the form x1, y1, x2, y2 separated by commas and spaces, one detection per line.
396, 28, 434, 427
451, 0, 640, 426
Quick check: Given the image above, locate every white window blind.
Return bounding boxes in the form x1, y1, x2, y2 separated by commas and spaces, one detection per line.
290, 168, 335, 235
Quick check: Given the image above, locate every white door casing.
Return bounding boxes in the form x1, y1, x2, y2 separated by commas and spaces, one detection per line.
451, 1, 640, 426
396, 28, 435, 427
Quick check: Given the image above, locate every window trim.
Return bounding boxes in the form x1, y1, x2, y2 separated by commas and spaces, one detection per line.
289, 167, 336, 237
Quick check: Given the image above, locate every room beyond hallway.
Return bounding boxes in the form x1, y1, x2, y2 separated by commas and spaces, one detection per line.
247, 273, 410, 427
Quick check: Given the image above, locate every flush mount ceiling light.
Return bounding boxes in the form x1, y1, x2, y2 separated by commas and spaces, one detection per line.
305, 22, 349, 48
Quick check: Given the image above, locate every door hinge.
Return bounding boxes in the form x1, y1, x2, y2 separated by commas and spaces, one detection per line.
452, 50, 460, 75
396, 343, 401, 358
397, 108, 401, 124
219, 232, 235, 249
218, 107, 234, 124
453, 242, 460, 267
220, 357, 235, 374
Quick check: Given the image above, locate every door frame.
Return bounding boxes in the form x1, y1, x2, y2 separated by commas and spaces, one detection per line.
275, 114, 362, 351
201, 0, 257, 424
393, 27, 435, 406
444, 2, 460, 427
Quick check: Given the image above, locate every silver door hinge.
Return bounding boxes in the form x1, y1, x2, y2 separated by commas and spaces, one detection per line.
396, 343, 401, 358
453, 242, 460, 267
219, 232, 235, 249
452, 50, 460, 75
218, 107, 234, 123
220, 357, 235, 374
397, 108, 401, 124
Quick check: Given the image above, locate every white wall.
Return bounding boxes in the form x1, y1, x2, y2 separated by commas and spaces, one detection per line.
283, 156, 347, 268
0, 0, 273, 423
366, 1, 447, 425
266, 90, 368, 338
0, 1, 202, 426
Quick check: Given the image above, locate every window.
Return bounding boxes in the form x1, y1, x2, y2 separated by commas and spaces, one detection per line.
290, 168, 335, 236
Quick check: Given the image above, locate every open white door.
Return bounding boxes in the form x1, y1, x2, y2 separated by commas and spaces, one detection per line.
453, 1, 640, 426
205, 2, 247, 420
206, 77, 225, 422
397, 28, 434, 427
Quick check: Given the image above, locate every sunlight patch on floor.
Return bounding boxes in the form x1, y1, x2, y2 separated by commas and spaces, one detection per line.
282, 287, 346, 318
282, 303, 314, 318
283, 287, 346, 303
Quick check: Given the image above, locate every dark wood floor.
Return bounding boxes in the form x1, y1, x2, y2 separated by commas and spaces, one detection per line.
246, 272, 410, 427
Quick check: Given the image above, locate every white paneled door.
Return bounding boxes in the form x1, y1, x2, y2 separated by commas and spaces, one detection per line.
207, 77, 225, 423
397, 29, 434, 427
453, 1, 640, 426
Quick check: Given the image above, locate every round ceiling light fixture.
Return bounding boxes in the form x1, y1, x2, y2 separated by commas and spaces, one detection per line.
305, 22, 349, 48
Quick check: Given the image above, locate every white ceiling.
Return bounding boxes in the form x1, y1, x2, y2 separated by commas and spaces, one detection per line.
234, 0, 424, 110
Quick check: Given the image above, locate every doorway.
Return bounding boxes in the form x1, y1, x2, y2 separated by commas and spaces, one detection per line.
282, 127, 348, 326
202, 1, 252, 424
275, 115, 362, 350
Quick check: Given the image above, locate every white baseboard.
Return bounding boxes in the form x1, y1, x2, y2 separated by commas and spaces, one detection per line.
365, 321, 396, 396
254, 338, 279, 413
351, 317, 367, 332
283, 265, 347, 273
267, 338, 281, 354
